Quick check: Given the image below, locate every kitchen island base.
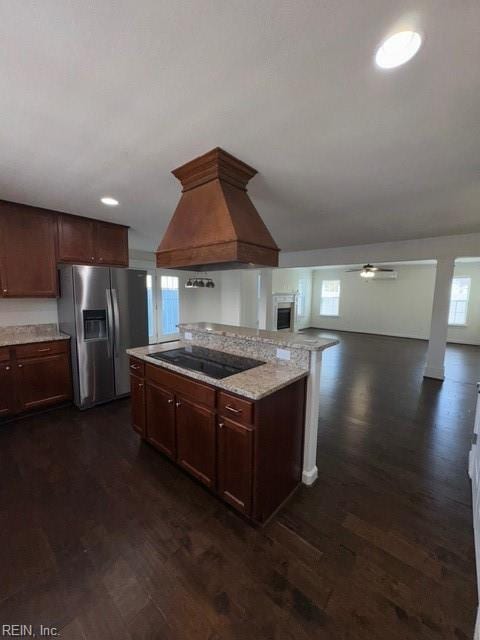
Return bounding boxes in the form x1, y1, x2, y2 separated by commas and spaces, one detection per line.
129, 356, 307, 524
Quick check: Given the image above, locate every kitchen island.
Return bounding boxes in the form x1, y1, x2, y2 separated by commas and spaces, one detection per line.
127, 322, 337, 522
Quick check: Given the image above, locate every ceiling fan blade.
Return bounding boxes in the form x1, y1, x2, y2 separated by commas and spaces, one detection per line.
346, 268, 362, 272
377, 268, 394, 272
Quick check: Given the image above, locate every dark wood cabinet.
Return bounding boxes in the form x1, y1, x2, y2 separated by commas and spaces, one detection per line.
217, 417, 253, 515
0, 340, 72, 418
58, 214, 129, 267
0, 203, 57, 298
145, 382, 176, 458
0, 361, 14, 416
57, 214, 96, 264
176, 398, 216, 488
130, 375, 146, 436
16, 353, 71, 411
0, 200, 129, 300
131, 357, 307, 523
94, 222, 129, 266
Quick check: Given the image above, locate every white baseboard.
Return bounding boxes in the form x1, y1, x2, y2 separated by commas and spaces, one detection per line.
302, 466, 318, 485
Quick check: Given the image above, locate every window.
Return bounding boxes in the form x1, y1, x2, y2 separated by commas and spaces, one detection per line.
146, 273, 156, 341
320, 280, 340, 316
297, 278, 308, 317
160, 275, 179, 335
448, 277, 471, 325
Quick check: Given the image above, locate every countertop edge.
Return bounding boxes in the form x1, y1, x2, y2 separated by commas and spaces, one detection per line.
0, 334, 71, 347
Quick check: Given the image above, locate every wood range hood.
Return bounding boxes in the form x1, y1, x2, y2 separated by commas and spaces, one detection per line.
156, 148, 279, 271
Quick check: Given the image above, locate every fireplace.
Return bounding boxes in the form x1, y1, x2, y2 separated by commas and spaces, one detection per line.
272, 293, 298, 332
277, 307, 292, 330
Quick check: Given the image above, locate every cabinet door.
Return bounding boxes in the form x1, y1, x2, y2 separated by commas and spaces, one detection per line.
130, 375, 145, 436
145, 382, 176, 458
94, 222, 128, 266
57, 214, 95, 264
16, 353, 72, 411
176, 398, 216, 488
218, 418, 253, 515
0, 362, 14, 416
0, 205, 57, 297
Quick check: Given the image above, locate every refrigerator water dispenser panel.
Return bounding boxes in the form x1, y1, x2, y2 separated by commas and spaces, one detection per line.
83, 309, 107, 340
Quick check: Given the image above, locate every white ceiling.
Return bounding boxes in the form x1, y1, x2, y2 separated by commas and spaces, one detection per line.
0, 1, 479, 253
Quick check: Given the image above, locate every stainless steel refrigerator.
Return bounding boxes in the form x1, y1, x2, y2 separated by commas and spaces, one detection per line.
57, 265, 148, 409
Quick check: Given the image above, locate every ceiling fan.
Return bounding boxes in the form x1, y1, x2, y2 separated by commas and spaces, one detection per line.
346, 263, 395, 279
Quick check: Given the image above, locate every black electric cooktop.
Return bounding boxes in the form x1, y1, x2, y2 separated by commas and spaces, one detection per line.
148, 345, 264, 379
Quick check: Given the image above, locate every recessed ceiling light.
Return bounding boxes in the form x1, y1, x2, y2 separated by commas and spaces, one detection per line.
100, 196, 119, 206
375, 31, 422, 69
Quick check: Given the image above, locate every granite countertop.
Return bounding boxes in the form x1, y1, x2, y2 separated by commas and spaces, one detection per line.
127, 341, 308, 401
178, 322, 338, 352
0, 324, 70, 347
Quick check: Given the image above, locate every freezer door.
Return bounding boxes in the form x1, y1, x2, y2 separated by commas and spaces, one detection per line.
110, 268, 148, 397
73, 266, 115, 407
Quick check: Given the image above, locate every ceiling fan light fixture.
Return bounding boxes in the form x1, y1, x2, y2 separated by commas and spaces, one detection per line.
360, 270, 375, 279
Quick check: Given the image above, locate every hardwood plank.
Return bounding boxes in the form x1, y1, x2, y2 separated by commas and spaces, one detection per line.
0, 330, 477, 639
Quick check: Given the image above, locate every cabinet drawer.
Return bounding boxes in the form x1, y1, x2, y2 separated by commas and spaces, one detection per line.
145, 364, 215, 408
0, 347, 10, 362
15, 340, 69, 359
129, 357, 145, 377
217, 391, 254, 425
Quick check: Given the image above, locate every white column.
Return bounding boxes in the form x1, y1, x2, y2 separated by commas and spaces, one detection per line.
302, 350, 322, 485
424, 257, 455, 380
258, 269, 273, 330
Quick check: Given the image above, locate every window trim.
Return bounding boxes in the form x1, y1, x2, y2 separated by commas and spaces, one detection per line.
146, 269, 158, 344
448, 276, 471, 327
319, 279, 341, 317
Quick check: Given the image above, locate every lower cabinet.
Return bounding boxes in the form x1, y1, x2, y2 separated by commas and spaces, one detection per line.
130, 375, 146, 436
130, 358, 306, 524
16, 353, 71, 411
145, 382, 176, 458
217, 417, 253, 516
0, 340, 72, 418
176, 398, 216, 488
0, 361, 14, 416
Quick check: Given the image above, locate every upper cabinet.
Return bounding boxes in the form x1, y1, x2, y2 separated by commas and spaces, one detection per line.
0, 200, 129, 299
57, 214, 95, 264
0, 203, 58, 298
94, 221, 129, 266
57, 214, 128, 267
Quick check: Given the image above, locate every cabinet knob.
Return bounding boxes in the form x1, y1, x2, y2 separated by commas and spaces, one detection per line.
17, 364, 23, 368
5, 365, 10, 371
219, 422, 224, 429
175, 401, 181, 408
167, 398, 174, 404
138, 383, 144, 389
2, 289, 6, 293
91, 256, 95, 261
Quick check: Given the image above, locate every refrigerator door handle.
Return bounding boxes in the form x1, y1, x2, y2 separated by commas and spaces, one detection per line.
111, 288, 120, 357
105, 289, 114, 358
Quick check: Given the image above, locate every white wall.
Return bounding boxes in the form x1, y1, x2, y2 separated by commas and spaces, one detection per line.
0, 298, 58, 327
309, 262, 480, 345
272, 267, 313, 330
280, 232, 480, 268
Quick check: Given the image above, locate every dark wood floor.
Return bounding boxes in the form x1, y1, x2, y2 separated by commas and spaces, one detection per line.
1, 331, 478, 639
